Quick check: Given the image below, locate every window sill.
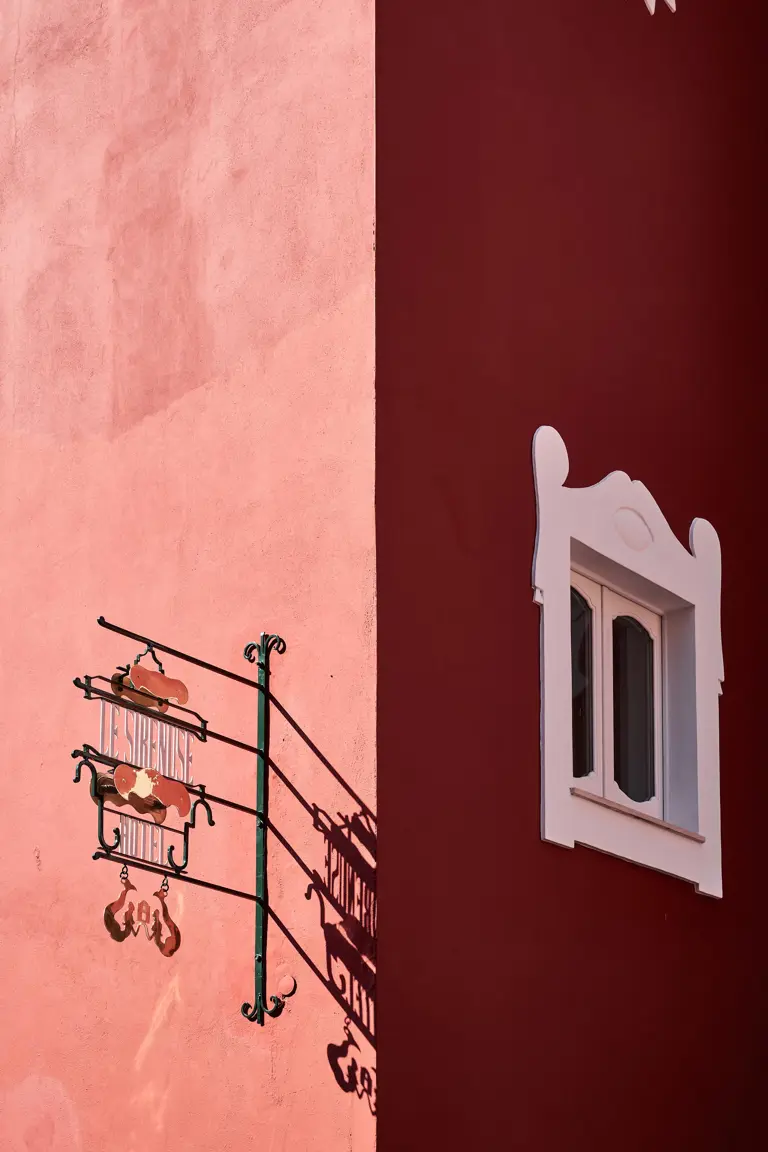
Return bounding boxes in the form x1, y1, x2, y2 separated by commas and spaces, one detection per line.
570, 787, 706, 844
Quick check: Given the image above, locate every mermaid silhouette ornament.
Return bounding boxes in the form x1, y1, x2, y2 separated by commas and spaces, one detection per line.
150, 878, 182, 957
104, 866, 139, 942
103, 867, 181, 957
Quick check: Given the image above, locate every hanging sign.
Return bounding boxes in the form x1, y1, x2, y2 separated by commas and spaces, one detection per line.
104, 865, 181, 957
74, 639, 211, 870
98, 653, 196, 864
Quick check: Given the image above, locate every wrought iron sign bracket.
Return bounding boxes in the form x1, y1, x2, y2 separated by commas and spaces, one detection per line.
71, 617, 297, 1027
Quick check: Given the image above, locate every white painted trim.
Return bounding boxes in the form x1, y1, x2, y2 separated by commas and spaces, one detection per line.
570, 789, 705, 844
532, 426, 723, 897
644, 0, 677, 14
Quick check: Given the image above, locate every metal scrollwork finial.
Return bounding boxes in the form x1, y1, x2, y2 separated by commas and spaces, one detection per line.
243, 634, 286, 664
243, 641, 260, 664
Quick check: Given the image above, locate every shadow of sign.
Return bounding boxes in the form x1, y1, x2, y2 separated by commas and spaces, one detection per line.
306, 805, 376, 1040
327, 1018, 377, 1116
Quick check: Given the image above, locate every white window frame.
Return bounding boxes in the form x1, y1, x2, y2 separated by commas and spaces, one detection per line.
533, 426, 724, 897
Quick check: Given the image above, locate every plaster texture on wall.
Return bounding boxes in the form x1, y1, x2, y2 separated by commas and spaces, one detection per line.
0, 2, 375, 1150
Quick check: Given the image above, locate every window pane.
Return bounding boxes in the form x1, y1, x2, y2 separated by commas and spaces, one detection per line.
570, 588, 593, 778
613, 615, 655, 803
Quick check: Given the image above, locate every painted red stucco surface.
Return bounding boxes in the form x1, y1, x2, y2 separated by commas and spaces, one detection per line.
377, 1, 766, 1149
0, 3, 375, 1150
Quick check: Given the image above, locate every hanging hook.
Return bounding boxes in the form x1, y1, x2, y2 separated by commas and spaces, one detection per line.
72, 754, 121, 854
241, 976, 297, 1024
166, 792, 215, 873
132, 643, 165, 675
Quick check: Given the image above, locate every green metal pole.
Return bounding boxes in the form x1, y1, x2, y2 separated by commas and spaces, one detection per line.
241, 633, 295, 1025
254, 633, 269, 1025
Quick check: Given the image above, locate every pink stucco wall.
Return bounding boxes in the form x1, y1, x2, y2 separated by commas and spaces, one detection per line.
0, 3, 375, 1149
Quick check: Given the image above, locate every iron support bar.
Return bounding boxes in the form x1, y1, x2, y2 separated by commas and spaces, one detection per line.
97, 616, 263, 690
96, 615, 372, 819
74, 677, 208, 740
74, 744, 259, 818
91, 849, 372, 1047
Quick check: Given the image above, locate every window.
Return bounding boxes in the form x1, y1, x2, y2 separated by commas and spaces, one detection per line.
532, 426, 724, 897
569, 576, 663, 819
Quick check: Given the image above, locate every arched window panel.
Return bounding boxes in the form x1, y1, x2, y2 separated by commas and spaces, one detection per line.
569, 571, 603, 796
571, 589, 594, 779
602, 589, 663, 821
613, 615, 655, 803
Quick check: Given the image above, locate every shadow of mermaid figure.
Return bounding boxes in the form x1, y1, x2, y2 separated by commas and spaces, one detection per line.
327, 1018, 377, 1115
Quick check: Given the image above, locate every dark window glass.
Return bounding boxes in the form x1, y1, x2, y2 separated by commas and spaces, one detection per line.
571, 588, 593, 778
613, 616, 655, 803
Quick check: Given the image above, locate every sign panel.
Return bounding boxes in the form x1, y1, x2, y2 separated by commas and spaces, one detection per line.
96, 685, 196, 865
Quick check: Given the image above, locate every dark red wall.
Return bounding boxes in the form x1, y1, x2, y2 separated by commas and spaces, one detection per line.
376, 2, 766, 1149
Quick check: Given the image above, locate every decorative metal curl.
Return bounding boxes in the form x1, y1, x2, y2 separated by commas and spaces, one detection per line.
243, 634, 287, 664
166, 791, 215, 874
72, 752, 121, 854
241, 976, 297, 1024
74, 675, 93, 700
